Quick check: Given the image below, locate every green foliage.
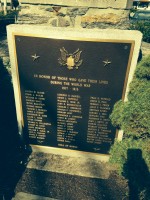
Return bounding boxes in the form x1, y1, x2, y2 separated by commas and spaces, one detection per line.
130, 21, 150, 43
110, 55, 150, 138
109, 138, 150, 199
135, 55, 150, 79
109, 55, 150, 199
109, 138, 150, 175
110, 27, 150, 200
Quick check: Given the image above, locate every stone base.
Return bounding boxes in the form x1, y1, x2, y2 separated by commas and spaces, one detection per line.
13, 192, 57, 200
18, 0, 132, 9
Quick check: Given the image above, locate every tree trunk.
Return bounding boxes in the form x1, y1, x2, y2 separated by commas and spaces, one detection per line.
4, 0, 7, 15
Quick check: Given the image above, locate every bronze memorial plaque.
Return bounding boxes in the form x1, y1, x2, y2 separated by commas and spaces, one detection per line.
14, 35, 134, 154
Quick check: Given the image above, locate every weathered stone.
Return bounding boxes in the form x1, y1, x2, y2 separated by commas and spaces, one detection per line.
82, 8, 129, 22
17, 4, 56, 24
45, 7, 54, 12
75, 16, 82, 28
57, 7, 67, 15
57, 12, 66, 17
67, 7, 89, 17
87, 8, 129, 17
78, 8, 89, 16
58, 16, 70, 27
48, 16, 70, 27
81, 8, 129, 27
82, 13, 121, 25
81, 20, 130, 30
17, 14, 50, 24
48, 18, 58, 27
19, 5, 54, 17
70, 16, 75, 27
38, 6, 53, 12
67, 8, 79, 16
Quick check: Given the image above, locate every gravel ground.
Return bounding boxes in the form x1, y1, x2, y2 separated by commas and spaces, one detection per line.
14, 168, 129, 200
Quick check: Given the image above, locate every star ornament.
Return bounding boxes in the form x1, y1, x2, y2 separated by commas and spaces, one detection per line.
103, 59, 112, 67
31, 54, 40, 61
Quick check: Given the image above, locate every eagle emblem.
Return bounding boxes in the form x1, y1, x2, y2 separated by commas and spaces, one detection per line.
58, 47, 83, 70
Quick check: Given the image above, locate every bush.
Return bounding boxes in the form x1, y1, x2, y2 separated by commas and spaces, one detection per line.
108, 30, 150, 198
129, 21, 150, 43
134, 55, 150, 79
109, 55, 150, 199
109, 138, 150, 199
109, 138, 150, 175
110, 55, 150, 138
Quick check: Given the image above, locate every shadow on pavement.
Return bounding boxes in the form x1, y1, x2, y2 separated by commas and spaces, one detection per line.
0, 58, 31, 200
123, 149, 150, 200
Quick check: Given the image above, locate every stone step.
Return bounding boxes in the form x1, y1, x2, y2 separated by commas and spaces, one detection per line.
27, 150, 111, 179
13, 192, 58, 200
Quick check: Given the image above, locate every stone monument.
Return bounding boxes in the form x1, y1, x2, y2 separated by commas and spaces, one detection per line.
7, 25, 142, 159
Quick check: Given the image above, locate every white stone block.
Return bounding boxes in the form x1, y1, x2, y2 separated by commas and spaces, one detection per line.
1, 0, 133, 9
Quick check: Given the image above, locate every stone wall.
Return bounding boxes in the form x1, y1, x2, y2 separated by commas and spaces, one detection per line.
16, 4, 130, 29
